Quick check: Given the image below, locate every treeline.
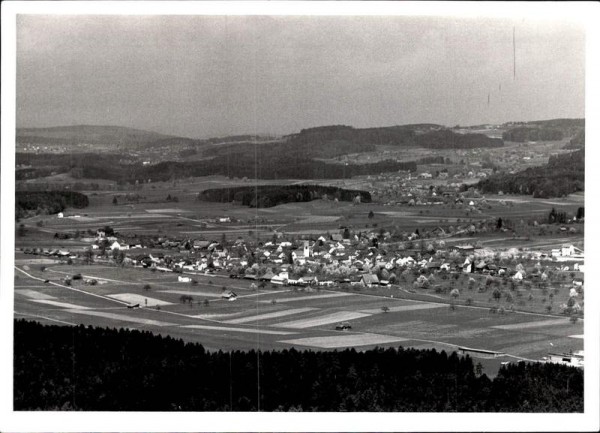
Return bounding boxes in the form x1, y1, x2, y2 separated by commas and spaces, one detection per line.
417, 156, 450, 165
286, 125, 503, 149
15, 191, 89, 219
16, 152, 417, 183
502, 127, 563, 142
198, 185, 371, 208
564, 129, 585, 149
501, 119, 584, 143
414, 130, 503, 149
477, 149, 584, 198
203, 139, 377, 160
14, 321, 583, 412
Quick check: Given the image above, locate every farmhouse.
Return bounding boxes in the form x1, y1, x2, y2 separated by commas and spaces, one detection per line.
221, 291, 238, 301
271, 275, 288, 285
178, 276, 192, 283
361, 274, 379, 287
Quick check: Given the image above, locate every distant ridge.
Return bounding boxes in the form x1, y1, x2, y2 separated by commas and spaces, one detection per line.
16, 125, 184, 148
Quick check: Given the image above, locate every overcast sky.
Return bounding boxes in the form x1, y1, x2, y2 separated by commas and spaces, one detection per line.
16, 15, 585, 138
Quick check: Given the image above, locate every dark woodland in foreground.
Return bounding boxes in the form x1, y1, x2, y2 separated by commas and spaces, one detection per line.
14, 320, 583, 412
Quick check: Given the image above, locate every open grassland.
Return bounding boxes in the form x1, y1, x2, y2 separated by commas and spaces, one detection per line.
17, 173, 584, 245
13, 173, 586, 377
14, 259, 583, 376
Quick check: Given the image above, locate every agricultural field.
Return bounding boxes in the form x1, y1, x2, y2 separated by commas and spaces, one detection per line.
14, 162, 586, 378
14, 256, 583, 377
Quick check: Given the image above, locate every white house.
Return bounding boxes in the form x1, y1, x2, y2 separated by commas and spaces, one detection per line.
178, 276, 192, 283
57, 212, 64, 218
561, 245, 575, 257
221, 291, 238, 301
271, 275, 288, 285
110, 241, 121, 251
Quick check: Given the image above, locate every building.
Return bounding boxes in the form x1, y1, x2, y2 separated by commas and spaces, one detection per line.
221, 291, 238, 301
545, 351, 584, 368
361, 274, 379, 287
178, 276, 192, 283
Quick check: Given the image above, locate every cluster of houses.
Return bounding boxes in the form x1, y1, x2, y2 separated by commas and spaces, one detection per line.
22, 224, 585, 293
88, 228, 585, 289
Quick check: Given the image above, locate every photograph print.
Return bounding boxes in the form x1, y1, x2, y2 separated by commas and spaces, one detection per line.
4, 2, 596, 424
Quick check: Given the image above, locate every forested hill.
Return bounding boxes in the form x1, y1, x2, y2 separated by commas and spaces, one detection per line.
502, 118, 584, 143
477, 149, 584, 198
286, 124, 503, 149
14, 320, 583, 412
16, 152, 417, 183
198, 184, 371, 208
15, 191, 89, 219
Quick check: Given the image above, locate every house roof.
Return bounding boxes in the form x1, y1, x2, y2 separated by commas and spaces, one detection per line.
362, 274, 380, 284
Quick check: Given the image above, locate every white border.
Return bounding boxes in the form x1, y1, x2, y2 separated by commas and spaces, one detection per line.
2, 2, 599, 432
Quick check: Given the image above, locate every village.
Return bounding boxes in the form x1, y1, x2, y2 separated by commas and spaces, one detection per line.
19, 210, 585, 317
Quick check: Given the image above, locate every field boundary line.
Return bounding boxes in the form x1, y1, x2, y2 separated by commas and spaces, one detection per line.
15, 266, 130, 306
14, 311, 77, 326
322, 288, 583, 321
45, 268, 133, 285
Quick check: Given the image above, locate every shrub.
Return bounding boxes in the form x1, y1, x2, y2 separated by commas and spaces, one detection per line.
72, 273, 83, 280
465, 298, 473, 306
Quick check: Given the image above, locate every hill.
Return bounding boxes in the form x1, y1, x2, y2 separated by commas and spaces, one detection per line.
16, 151, 417, 183
16, 125, 188, 148
477, 149, 584, 198
198, 184, 371, 208
285, 124, 503, 150
501, 118, 584, 143
15, 191, 89, 219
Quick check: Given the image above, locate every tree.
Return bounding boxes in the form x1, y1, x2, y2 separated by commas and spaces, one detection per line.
112, 196, 118, 205
143, 284, 151, 292
381, 306, 390, 313
475, 362, 483, 377
113, 250, 126, 265
505, 292, 514, 304
492, 288, 502, 302
450, 288, 460, 300
203, 299, 210, 307
17, 224, 26, 237
368, 211, 374, 219
83, 248, 94, 265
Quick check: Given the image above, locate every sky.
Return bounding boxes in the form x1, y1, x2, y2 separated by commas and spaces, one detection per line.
16, 14, 585, 138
